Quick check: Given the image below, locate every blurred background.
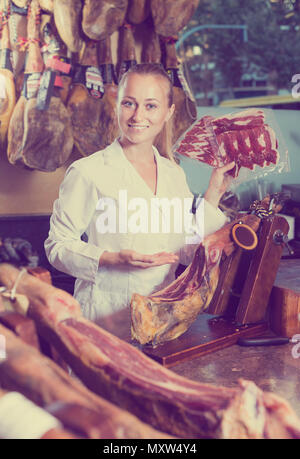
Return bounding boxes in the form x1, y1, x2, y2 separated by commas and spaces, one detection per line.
178, 0, 300, 208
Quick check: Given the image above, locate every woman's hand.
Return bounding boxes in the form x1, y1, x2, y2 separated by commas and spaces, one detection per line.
99, 249, 179, 269
204, 161, 235, 209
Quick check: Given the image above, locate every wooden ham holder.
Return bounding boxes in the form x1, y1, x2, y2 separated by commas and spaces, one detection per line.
142, 213, 290, 368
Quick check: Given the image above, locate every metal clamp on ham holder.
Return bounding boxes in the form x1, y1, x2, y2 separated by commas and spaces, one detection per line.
140, 198, 291, 367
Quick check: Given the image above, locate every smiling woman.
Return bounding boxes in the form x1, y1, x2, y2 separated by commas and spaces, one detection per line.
44, 63, 234, 321
117, 64, 175, 161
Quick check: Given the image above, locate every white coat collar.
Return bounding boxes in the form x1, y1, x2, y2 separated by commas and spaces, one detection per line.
105, 139, 164, 198
104, 138, 162, 166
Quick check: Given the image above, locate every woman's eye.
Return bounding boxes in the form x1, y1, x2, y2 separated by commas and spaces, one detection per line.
122, 100, 134, 108
146, 104, 157, 110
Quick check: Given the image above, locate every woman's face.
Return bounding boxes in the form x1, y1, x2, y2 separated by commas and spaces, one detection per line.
117, 73, 175, 148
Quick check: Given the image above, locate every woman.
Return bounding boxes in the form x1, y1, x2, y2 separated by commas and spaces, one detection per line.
45, 63, 234, 321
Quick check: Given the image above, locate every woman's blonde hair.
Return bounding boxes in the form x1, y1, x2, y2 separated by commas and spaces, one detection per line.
118, 63, 176, 162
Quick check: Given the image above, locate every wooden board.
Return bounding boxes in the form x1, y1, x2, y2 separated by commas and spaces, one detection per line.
96, 308, 267, 368
140, 313, 267, 368
269, 259, 300, 338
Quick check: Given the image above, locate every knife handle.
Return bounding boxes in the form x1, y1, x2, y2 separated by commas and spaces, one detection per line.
237, 337, 289, 346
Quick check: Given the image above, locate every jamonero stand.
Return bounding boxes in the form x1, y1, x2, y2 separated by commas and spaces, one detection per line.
142, 196, 291, 367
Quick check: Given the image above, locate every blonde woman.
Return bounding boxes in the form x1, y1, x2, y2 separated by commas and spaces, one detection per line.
45, 63, 234, 321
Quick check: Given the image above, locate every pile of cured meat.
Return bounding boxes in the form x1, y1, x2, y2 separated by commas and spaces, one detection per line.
131, 212, 261, 346
1, 262, 300, 439
174, 108, 279, 177
0, 0, 199, 171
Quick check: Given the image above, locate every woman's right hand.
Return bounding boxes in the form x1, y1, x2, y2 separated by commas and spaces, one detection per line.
99, 249, 178, 269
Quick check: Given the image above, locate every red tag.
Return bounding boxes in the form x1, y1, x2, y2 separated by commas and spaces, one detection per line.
54, 75, 63, 88
46, 56, 71, 74
90, 89, 102, 99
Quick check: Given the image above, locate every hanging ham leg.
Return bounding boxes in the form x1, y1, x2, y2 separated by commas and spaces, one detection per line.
0, 0, 16, 151
96, 36, 119, 148
8, 2, 27, 98
7, 0, 73, 171
82, 0, 128, 41
53, 0, 83, 53
19, 96, 73, 171
67, 40, 112, 156
150, 0, 199, 37
6, 94, 26, 165
6, 0, 36, 166
10, 0, 28, 7
39, 14, 71, 104
1, 263, 300, 439
162, 38, 197, 144
38, 0, 54, 13
127, 0, 150, 25
117, 22, 137, 81
141, 25, 161, 63
131, 214, 261, 346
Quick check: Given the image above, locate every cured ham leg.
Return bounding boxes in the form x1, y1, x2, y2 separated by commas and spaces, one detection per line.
39, 14, 71, 104
82, 0, 128, 41
11, 0, 27, 7
127, 0, 150, 24
21, 96, 73, 171
53, 0, 83, 53
117, 22, 137, 81
67, 40, 111, 156
96, 37, 119, 149
0, 322, 171, 439
141, 25, 161, 64
0, 0, 16, 151
131, 214, 261, 346
7, 0, 43, 168
1, 264, 300, 439
6, 94, 26, 165
162, 38, 197, 144
7, 0, 73, 171
38, 0, 54, 13
8, 1, 27, 98
150, 0, 199, 36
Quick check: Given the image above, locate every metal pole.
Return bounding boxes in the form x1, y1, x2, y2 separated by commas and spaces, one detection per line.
175, 24, 248, 49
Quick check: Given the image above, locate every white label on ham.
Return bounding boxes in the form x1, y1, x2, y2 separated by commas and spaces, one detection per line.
0, 74, 7, 98
85, 66, 105, 99
25, 73, 41, 99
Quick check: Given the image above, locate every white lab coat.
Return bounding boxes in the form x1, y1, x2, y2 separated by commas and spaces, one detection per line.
45, 139, 227, 321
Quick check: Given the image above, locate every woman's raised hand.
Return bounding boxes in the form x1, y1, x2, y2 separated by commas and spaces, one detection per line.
204, 161, 236, 209
99, 249, 179, 268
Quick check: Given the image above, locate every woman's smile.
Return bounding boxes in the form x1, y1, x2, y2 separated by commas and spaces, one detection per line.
127, 123, 150, 130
